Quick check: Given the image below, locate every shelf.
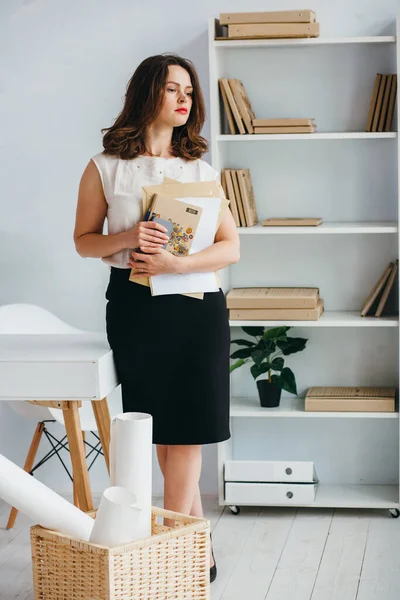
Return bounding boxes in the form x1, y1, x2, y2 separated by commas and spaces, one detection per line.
314, 484, 398, 508
224, 484, 398, 509
218, 132, 397, 141
229, 311, 399, 328
214, 36, 396, 49
238, 222, 398, 234
230, 396, 399, 418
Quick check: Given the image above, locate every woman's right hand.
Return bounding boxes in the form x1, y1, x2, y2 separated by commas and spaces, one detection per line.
124, 221, 170, 249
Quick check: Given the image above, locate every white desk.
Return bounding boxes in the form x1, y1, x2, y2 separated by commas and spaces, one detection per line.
0, 333, 119, 512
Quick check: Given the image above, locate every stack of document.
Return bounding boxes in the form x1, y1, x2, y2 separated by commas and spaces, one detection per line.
129, 177, 229, 298
226, 287, 324, 321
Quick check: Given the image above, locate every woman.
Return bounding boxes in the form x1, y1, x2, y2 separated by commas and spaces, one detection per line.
73, 53, 240, 582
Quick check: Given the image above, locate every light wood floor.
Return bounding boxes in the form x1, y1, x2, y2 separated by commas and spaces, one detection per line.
1, 495, 400, 599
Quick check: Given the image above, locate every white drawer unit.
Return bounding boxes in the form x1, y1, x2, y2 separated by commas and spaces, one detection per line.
224, 460, 317, 483
225, 482, 317, 506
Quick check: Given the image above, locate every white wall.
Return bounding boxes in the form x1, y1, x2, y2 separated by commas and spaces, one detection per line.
1, 0, 399, 498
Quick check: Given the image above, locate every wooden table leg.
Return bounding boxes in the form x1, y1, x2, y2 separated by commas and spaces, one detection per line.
91, 398, 111, 475
73, 432, 85, 508
6, 421, 45, 529
63, 401, 93, 512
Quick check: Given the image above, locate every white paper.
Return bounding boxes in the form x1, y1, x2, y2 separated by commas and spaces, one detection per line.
110, 413, 152, 539
0, 453, 94, 541
150, 196, 221, 296
89, 486, 142, 547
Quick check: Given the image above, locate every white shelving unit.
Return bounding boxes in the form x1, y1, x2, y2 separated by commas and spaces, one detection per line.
208, 17, 400, 515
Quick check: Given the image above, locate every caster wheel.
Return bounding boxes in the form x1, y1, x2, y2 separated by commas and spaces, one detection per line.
228, 505, 240, 515
389, 509, 400, 518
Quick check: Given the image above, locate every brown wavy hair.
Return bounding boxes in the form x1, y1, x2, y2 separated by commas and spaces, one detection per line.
101, 53, 208, 161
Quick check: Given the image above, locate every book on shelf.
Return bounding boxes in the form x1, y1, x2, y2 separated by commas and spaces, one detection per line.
226, 287, 320, 309
218, 79, 318, 135
221, 168, 258, 227
231, 170, 247, 225
261, 218, 322, 226
237, 169, 258, 226
229, 298, 324, 321
219, 10, 317, 25
305, 386, 396, 412
218, 79, 237, 135
221, 170, 239, 226
229, 79, 256, 134
254, 125, 316, 134
253, 118, 315, 127
226, 22, 320, 40
218, 78, 255, 134
360, 259, 399, 318
375, 260, 398, 317
365, 73, 397, 133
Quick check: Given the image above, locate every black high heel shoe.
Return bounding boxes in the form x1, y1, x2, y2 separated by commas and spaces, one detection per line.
210, 532, 217, 583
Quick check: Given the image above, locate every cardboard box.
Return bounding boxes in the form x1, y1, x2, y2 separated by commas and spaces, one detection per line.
226, 287, 320, 309
229, 298, 324, 320
254, 125, 316, 134
305, 386, 396, 412
261, 218, 322, 227
227, 22, 320, 40
253, 118, 315, 127
305, 386, 396, 411
220, 10, 317, 25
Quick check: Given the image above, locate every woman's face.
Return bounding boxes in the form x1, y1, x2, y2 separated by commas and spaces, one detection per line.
157, 64, 193, 127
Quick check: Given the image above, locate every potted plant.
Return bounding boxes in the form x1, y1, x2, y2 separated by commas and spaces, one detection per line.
230, 326, 308, 407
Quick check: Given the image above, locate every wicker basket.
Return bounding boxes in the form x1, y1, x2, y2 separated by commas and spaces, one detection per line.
31, 506, 210, 600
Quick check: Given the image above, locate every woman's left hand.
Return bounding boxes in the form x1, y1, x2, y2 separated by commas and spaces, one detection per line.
127, 247, 179, 276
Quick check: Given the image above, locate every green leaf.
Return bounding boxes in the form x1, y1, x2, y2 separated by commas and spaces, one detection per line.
229, 359, 246, 373
231, 339, 256, 348
260, 339, 276, 355
241, 326, 264, 337
250, 363, 261, 380
258, 362, 272, 375
263, 326, 291, 340
251, 350, 264, 367
270, 357, 284, 372
280, 367, 297, 395
250, 361, 271, 380
277, 337, 308, 356
230, 348, 253, 359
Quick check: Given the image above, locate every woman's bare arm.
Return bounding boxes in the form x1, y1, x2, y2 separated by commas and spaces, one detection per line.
73, 160, 128, 258
74, 161, 169, 259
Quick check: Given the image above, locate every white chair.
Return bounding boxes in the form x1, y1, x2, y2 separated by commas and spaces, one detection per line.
0, 303, 112, 528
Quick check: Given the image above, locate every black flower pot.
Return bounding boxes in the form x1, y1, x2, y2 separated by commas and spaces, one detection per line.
257, 380, 282, 408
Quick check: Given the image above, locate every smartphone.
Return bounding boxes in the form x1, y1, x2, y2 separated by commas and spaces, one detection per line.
150, 216, 174, 249
133, 216, 173, 255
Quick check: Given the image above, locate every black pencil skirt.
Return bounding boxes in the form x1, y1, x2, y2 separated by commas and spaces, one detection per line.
105, 267, 231, 445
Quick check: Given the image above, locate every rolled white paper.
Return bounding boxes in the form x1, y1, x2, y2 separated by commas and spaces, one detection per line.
0, 453, 94, 541
89, 486, 142, 547
110, 413, 153, 538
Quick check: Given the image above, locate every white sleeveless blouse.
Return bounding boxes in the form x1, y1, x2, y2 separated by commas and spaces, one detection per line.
91, 152, 219, 269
